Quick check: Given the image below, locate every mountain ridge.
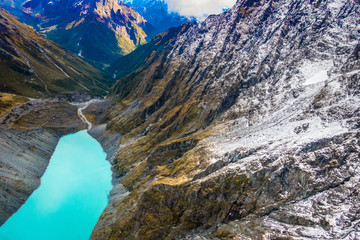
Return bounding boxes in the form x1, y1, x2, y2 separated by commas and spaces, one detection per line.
0, 0, 192, 67
21, 0, 155, 67
89, 0, 360, 239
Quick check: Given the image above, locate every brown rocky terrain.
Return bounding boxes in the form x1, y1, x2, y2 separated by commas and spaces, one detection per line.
0, 0, 359, 239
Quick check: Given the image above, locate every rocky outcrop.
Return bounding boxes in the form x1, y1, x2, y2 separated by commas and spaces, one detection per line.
0, 98, 87, 226
92, 0, 360, 239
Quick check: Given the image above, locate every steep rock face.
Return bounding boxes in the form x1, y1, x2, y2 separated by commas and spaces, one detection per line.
0, 7, 112, 98
92, 0, 360, 239
0, 95, 87, 226
22, 0, 155, 66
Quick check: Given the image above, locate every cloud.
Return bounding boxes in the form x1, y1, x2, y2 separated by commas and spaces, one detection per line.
165, 0, 237, 20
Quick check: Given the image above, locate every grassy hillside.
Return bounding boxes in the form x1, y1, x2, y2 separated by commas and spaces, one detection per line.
0, 93, 29, 117
0, 7, 113, 98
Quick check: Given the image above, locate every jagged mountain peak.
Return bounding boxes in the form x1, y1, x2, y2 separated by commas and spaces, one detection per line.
108, 0, 360, 140
0, 0, 190, 67
93, 0, 148, 30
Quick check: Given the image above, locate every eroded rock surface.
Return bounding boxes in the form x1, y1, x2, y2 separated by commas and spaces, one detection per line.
91, 0, 360, 239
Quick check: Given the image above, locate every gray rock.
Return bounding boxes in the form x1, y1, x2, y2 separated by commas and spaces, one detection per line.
0, 100, 86, 226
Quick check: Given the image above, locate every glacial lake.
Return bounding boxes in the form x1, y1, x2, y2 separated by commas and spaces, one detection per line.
0, 130, 112, 240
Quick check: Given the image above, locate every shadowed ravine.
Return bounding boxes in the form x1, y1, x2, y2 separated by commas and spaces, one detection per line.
0, 104, 112, 240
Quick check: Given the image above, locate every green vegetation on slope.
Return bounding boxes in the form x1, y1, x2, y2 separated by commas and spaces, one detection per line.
109, 23, 192, 81
0, 7, 113, 98
23, 0, 155, 67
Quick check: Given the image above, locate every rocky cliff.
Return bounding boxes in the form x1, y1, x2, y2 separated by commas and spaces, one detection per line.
0, 94, 87, 226
90, 0, 360, 239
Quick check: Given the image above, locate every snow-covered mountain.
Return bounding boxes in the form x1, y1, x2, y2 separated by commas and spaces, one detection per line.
0, 0, 359, 239
88, 0, 360, 239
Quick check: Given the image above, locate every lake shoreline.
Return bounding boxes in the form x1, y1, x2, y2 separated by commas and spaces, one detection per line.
0, 130, 112, 240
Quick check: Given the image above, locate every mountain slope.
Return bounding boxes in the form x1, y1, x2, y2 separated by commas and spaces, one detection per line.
89, 0, 360, 239
109, 22, 192, 81
22, 0, 155, 66
0, 7, 112, 98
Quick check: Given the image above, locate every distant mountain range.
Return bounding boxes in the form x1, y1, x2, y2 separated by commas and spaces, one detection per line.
0, 0, 189, 67
23, 0, 156, 67
123, 0, 189, 33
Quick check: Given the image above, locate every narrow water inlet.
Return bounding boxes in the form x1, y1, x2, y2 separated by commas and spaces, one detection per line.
0, 103, 112, 240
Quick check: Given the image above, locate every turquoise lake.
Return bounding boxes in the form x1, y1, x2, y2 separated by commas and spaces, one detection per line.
0, 130, 112, 240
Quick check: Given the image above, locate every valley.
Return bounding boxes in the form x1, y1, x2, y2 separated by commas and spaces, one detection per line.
0, 7, 112, 97
0, 0, 360, 239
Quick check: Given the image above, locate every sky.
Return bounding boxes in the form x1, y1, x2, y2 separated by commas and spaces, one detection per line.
165, 0, 237, 19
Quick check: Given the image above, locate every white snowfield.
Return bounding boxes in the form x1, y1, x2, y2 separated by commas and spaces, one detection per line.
301, 60, 360, 86
161, 0, 360, 238
198, 66, 360, 239
302, 60, 331, 86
